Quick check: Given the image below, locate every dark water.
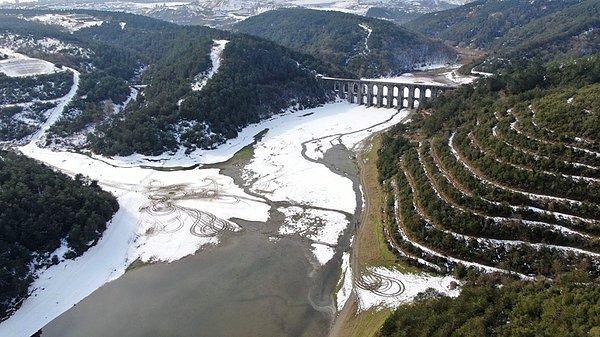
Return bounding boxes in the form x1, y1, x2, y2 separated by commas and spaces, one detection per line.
41, 140, 361, 337
42, 230, 332, 337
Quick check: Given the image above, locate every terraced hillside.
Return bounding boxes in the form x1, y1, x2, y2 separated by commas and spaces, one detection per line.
377, 56, 600, 280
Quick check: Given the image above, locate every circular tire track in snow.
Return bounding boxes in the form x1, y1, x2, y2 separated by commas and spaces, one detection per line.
354, 269, 405, 297
184, 207, 237, 237
139, 179, 240, 238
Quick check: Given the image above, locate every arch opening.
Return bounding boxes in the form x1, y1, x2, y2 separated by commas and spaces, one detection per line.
403, 87, 409, 98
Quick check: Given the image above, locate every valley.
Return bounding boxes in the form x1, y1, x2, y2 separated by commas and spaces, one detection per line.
0, 47, 466, 336
1, 1, 600, 336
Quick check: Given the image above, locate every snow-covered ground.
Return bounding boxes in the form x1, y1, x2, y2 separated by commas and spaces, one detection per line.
444, 68, 478, 85
242, 103, 408, 263
336, 253, 460, 312
0, 33, 92, 60
362, 69, 477, 87
358, 23, 372, 54
27, 13, 104, 32
356, 268, 460, 311
279, 207, 348, 265
414, 63, 451, 71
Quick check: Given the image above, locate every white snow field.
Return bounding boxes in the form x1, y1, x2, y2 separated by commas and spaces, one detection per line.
336, 252, 460, 312
28, 14, 104, 32
0, 56, 58, 77
242, 102, 408, 264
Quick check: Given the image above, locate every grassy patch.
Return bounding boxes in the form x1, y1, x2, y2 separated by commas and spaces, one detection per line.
356, 134, 398, 268
204, 128, 268, 169
335, 301, 393, 337
125, 258, 152, 272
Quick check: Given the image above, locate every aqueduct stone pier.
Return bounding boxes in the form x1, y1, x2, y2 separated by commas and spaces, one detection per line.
319, 76, 457, 109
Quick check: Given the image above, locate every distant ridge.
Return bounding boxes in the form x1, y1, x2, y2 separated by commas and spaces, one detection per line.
235, 8, 456, 78
405, 0, 600, 62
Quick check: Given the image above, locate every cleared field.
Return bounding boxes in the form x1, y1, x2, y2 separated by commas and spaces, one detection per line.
0, 58, 57, 77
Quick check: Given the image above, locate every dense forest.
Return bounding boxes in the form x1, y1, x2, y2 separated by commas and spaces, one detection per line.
89, 35, 336, 156
0, 71, 72, 105
234, 8, 456, 77
0, 151, 118, 319
380, 275, 600, 337
379, 54, 600, 272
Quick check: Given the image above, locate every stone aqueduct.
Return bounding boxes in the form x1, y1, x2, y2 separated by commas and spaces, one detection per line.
319, 76, 457, 109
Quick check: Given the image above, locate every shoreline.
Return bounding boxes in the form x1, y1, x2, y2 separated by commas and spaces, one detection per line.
330, 111, 416, 337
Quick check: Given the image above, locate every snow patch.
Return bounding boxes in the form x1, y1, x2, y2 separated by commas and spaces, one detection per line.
191, 39, 228, 92
243, 103, 408, 214
444, 70, 477, 85
0, 56, 58, 77
27, 14, 104, 32
278, 207, 348, 265
355, 268, 460, 311
358, 23, 372, 54
414, 63, 449, 71
336, 252, 353, 310
336, 253, 461, 312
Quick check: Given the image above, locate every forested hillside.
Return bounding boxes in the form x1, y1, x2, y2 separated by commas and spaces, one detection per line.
405, 0, 600, 62
0, 71, 72, 141
234, 8, 456, 77
0, 151, 118, 319
89, 35, 335, 156
376, 48, 600, 336
0, 10, 341, 156
381, 276, 600, 337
